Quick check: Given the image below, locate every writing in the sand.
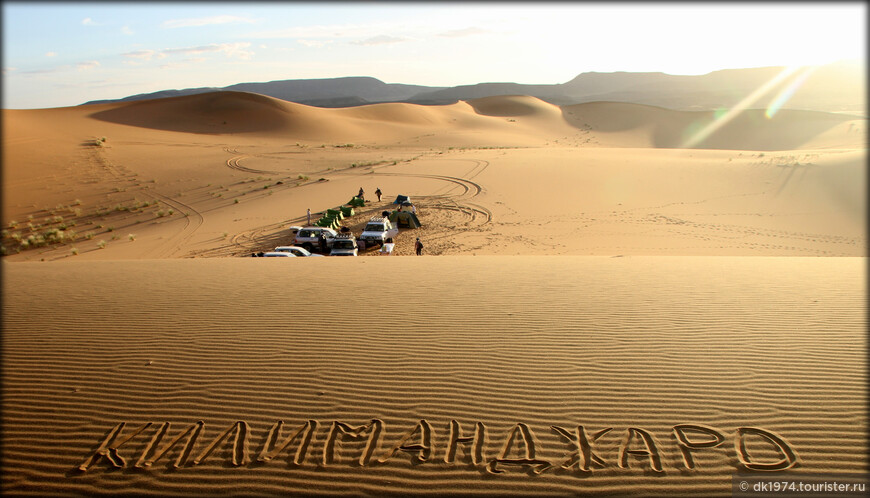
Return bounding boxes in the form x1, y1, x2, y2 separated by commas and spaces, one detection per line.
77, 420, 798, 475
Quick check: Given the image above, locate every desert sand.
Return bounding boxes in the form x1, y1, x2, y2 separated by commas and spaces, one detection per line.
2, 92, 867, 495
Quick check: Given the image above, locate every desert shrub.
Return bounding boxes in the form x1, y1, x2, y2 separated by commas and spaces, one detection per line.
298, 175, 309, 180
97, 240, 107, 249
128, 234, 136, 241
71, 247, 78, 255
234, 199, 239, 204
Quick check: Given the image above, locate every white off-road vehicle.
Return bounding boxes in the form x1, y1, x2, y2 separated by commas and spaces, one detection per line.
359, 217, 399, 248
329, 233, 358, 256
293, 227, 338, 253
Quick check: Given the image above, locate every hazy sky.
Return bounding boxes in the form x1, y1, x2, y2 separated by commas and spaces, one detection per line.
2, 2, 865, 109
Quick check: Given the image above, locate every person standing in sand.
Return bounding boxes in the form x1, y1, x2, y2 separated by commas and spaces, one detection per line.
375, 188, 382, 202
415, 237, 423, 256
358, 187, 365, 200
319, 232, 328, 254
307, 208, 311, 226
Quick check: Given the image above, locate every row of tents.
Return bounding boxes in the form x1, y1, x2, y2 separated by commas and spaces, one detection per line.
330, 194, 422, 229
314, 205, 355, 229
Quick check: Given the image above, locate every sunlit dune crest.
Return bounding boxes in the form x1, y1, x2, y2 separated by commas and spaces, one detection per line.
2, 80, 867, 496
2, 90, 865, 262
79, 90, 863, 149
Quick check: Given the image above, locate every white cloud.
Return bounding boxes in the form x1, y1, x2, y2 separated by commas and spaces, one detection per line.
221, 42, 254, 60
77, 61, 100, 71
352, 35, 408, 46
162, 45, 217, 56
297, 39, 328, 48
439, 27, 489, 38
121, 26, 134, 35
21, 67, 64, 75
248, 22, 388, 40
45, 52, 57, 57
162, 15, 256, 29
123, 50, 157, 60
82, 18, 100, 26
160, 42, 253, 60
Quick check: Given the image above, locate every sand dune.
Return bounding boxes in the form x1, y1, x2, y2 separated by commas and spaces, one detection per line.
80, 92, 865, 150
3, 91, 864, 262
2, 89, 867, 495
2, 256, 866, 495
88, 91, 364, 138
562, 101, 863, 150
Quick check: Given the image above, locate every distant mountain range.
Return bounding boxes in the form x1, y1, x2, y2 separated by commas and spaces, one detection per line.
83, 60, 865, 113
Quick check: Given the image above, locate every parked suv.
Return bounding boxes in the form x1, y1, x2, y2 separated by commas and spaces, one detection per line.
359, 217, 399, 248
273, 246, 325, 257
329, 233, 359, 256
293, 227, 338, 253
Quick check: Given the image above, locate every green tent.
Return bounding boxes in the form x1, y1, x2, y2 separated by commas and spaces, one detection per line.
389, 210, 422, 228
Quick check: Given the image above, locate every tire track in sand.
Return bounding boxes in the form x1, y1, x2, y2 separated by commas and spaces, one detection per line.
372, 158, 492, 227
224, 148, 281, 175
83, 144, 206, 258
147, 192, 205, 258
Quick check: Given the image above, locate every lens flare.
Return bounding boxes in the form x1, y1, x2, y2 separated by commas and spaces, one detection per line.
680, 66, 800, 149
765, 66, 817, 118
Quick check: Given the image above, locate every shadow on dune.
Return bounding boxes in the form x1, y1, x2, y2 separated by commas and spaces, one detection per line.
465, 95, 553, 117
561, 102, 858, 150
87, 91, 298, 134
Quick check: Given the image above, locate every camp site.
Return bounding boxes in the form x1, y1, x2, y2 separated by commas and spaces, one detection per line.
251, 192, 423, 257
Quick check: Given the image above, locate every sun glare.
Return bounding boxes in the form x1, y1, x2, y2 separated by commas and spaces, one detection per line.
765, 66, 819, 119
680, 66, 806, 149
